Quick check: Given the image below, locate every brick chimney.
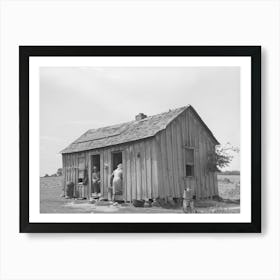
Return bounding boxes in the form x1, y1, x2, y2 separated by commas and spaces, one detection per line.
135, 113, 147, 121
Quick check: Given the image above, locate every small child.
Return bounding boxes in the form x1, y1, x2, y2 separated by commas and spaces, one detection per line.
183, 187, 195, 213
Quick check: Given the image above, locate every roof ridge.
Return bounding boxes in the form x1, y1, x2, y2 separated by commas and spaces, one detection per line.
60, 105, 202, 154
76, 106, 188, 138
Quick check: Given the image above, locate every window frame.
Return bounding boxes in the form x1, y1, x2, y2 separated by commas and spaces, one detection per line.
184, 147, 195, 178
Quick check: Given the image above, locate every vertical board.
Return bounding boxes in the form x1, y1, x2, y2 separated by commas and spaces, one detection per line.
67, 155, 69, 184
103, 149, 108, 199
190, 111, 194, 147
159, 130, 169, 198
145, 140, 152, 199
69, 154, 72, 183
69, 155, 72, 192
75, 153, 78, 195
70, 155, 72, 183
205, 141, 211, 197
151, 139, 158, 198
171, 122, 179, 197
70, 154, 72, 183
65, 155, 68, 184
72, 154, 75, 184
140, 142, 147, 200
73, 154, 75, 184
125, 147, 132, 202
193, 119, 199, 198
213, 169, 218, 196
84, 152, 88, 198
66, 156, 69, 186
131, 145, 137, 200
135, 143, 142, 199
155, 134, 164, 198
62, 155, 66, 195
73, 155, 75, 184
206, 140, 214, 198
129, 146, 135, 201
180, 112, 187, 173
88, 152, 92, 198
108, 148, 113, 198
199, 129, 206, 198
122, 147, 127, 201
186, 110, 191, 146
176, 118, 184, 196
166, 126, 175, 197
199, 132, 205, 198
203, 132, 209, 198
198, 127, 204, 199
100, 151, 104, 197
181, 113, 188, 196
68, 155, 71, 183
189, 112, 196, 195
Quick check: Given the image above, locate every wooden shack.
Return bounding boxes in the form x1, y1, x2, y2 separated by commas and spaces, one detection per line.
60, 105, 219, 201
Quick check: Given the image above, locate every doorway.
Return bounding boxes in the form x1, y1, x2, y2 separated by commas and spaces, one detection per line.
90, 154, 101, 197
111, 151, 123, 200
112, 151, 122, 170
91, 154, 100, 171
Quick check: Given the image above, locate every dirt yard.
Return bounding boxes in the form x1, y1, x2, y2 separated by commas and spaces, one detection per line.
40, 175, 240, 213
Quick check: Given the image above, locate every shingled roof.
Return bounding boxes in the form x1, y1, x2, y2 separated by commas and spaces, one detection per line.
61, 105, 219, 154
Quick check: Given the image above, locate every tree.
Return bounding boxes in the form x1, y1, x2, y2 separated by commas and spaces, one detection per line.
207, 143, 239, 172
44, 174, 49, 177
56, 168, 63, 176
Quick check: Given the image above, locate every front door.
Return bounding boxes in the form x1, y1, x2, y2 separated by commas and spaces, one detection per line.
89, 154, 101, 197
111, 151, 123, 201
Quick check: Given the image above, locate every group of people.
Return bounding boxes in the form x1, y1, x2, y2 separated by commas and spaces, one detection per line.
91, 163, 123, 201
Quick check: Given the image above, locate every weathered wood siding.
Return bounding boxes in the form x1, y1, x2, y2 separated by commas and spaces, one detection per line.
62, 151, 89, 197
156, 109, 218, 199
62, 108, 218, 200
62, 138, 159, 201
120, 138, 159, 201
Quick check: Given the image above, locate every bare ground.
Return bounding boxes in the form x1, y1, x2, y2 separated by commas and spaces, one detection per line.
40, 175, 240, 214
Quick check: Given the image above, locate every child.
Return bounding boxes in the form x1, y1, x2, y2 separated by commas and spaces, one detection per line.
183, 187, 195, 213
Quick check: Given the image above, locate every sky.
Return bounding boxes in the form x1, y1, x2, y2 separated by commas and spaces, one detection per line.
40, 67, 240, 176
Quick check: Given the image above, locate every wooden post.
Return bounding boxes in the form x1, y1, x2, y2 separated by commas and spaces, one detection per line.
88, 154, 92, 199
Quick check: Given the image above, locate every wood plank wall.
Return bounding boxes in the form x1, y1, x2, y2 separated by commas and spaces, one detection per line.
156, 109, 218, 199
121, 139, 158, 201
62, 152, 89, 197
63, 138, 159, 201
62, 108, 218, 200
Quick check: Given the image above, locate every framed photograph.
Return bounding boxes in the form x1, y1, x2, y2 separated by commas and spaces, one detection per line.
20, 46, 261, 233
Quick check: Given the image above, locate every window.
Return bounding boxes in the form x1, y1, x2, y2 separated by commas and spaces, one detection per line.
185, 148, 194, 177
186, 164, 194, 177
78, 156, 86, 182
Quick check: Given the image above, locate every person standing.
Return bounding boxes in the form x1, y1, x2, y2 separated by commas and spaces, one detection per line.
91, 166, 100, 197
111, 163, 123, 202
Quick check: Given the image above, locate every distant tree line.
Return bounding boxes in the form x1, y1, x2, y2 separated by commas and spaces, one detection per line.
218, 170, 240, 175
43, 168, 62, 178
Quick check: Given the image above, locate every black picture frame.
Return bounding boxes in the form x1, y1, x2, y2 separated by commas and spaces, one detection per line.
20, 46, 261, 233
